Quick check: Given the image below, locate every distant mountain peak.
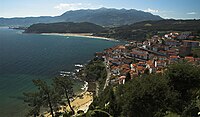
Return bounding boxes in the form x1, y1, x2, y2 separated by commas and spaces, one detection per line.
60, 8, 163, 26
98, 7, 108, 10
0, 8, 163, 27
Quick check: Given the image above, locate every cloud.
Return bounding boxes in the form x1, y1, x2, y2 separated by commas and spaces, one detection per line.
187, 12, 197, 15
54, 3, 92, 10
144, 8, 159, 13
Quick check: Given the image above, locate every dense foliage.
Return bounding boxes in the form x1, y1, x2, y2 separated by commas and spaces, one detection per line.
23, 61, 200, 117
23, 79, 60, 117
83, 59, 107, 95
84, 60, 107, 82
87, 61, 200, 117
24, 19, 200, 41
165, 61, 200, 116
95, 19, 200, 41
53, 77, 75, 114
192, 48, 200, 58
23, 77, 75, 117
24, 22, 105, 33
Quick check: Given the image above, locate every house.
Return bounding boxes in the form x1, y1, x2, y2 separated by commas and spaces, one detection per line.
158, 50, 167, 55
131, 49, 149, 60
184, 56, 195, 62
169, 55, 180, 63
136, 66, 145, 75
166, 48, 179, 56
155, 60, 167, 68
122, 58, 133, 64
177, 32, 191, 40
182, 40, 199, 48
165, 39, 179, 46
110, 59, 121, 66
156, 56, 168, 61
95, 52, 104, 59
130, 64, 137, 71
146, 60, 156, 74
152, 45, 159, 52
111, 66, 120, 76
118, 76, 126, 84
137, 61, 146, 67
112, 45, 127, 54
119, 64, 130, 75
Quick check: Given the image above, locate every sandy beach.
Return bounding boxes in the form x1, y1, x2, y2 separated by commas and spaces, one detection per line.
68, 92, 93, 113
44, 91, 93, 117
41, 33, 118, 42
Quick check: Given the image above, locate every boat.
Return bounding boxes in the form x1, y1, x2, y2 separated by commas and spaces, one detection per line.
75, 64, 83, 67
59, 71, 71, 77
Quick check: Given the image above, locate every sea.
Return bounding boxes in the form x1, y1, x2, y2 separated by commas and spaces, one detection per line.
0, 27, 121, 117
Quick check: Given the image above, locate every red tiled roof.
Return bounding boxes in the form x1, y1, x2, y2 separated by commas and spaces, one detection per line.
111, 66, 120, 69
185, 56, 195, 61
146, 60, 153, 65
170, 55, 180, 59
131, 64, 137, 67
137, 66, 145, 71
182, 40, 199, 43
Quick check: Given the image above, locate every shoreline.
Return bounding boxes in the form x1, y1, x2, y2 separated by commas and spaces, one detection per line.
44, 91, 93, 117
44, 66, 93, 117
40, 33, 119, 42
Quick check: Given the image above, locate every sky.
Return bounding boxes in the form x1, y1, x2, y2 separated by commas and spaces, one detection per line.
1, 0, 200, 19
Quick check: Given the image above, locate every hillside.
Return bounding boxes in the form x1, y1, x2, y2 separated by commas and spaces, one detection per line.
57, 8, 162, 26
127, 19, 200, 31
95, 19, 200, 41
0, 8, 162, 27
24, 22, 105, 33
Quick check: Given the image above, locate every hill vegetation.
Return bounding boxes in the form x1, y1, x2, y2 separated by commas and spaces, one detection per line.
23, 59, 200, 117
24, 19, 200, 42
24, 22, 105, 33
86, 61, 200, 117
95, 19, 200, 41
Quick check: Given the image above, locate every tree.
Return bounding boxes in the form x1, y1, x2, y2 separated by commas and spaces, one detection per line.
23, 92, 42, 117
165, 61, 200, 115
53, 77, 75, 114
24, 79, 59, 117
106, 87, 120, 117
125, 72, 131, 82
84, 60, 107, 82
119, 75, 177, 117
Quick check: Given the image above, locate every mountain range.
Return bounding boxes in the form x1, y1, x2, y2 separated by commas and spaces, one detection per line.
0, 8, 162, 27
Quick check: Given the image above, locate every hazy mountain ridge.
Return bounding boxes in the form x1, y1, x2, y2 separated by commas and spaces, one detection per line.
0, 8, 163, 27
57, 8, 162, 26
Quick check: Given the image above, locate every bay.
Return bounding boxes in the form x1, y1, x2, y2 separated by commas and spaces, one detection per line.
0, 27, 121, 117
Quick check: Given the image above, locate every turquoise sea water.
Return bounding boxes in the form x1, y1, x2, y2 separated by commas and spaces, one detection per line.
0, 27, 120, 117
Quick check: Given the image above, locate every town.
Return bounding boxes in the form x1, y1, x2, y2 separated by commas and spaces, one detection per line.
95, 31, 200, 86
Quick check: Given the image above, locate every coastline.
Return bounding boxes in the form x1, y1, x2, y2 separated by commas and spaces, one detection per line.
1, 27, 120, 117
40, 33, 119, 42
44, 67, 93, 117
44, 91, 93, 117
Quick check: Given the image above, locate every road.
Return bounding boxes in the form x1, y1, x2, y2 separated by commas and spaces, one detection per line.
103, 61, 111, 90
